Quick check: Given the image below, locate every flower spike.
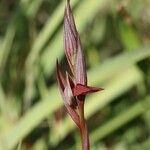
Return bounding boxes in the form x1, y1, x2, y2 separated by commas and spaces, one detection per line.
56, 1, 104, 149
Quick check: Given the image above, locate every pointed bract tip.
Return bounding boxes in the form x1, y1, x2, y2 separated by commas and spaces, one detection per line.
73, 84, 104, 96
65, 0, 70, 10
66, 0, 70, 5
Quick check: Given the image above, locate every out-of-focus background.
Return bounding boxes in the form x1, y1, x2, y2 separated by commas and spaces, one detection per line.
0, 0, 150, 149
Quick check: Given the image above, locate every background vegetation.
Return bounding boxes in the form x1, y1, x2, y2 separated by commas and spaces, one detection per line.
0, 0, 150, 149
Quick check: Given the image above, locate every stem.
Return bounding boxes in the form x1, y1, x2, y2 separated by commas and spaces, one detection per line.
78, 101, 90, 150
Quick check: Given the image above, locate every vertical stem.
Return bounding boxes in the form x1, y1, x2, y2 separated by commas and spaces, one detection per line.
78, 101, 90, 150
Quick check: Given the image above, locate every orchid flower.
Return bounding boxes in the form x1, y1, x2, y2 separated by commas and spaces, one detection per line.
56, 0, 103, 149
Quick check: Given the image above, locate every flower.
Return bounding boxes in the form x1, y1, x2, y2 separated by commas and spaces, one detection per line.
56, 60, 103, 127
56, 0, 103, 149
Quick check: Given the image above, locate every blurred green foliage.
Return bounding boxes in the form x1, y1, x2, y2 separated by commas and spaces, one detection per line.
0, 0, 150, 149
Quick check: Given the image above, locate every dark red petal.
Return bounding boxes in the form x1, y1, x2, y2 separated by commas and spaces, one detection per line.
73, 84, 104, 96
65, 0, 77, 38
64, 0, 78, 73
75, 36, 87, 85
64, 0, 87, 85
